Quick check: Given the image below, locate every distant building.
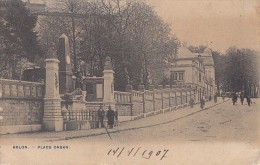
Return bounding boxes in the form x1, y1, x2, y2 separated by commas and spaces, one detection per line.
22, 67, 45, 83
164, 47, 216, 99
25, 0, 46, 12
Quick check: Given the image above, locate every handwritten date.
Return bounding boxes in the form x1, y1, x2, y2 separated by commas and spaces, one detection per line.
107, 147, 169, 160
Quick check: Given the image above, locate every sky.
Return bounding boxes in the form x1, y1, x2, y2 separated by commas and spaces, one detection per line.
144, 0, 260, 53
30, 0, 260, 53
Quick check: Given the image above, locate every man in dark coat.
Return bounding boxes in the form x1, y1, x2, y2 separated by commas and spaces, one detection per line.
240, 94, 244, 105
200, 97, 205, 109
246, 95, 251, 106
232, 93, 238, 105
97, 105, 105, 128
106, 106, 115, 129
214, 93, 218, 103
189, 99, 194, 108
222, 94, 225, 102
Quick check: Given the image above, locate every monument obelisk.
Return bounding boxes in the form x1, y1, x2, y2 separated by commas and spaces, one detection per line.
57, 34, 73, 94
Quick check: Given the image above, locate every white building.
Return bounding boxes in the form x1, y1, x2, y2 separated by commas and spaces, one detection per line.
164, 47, 216, 99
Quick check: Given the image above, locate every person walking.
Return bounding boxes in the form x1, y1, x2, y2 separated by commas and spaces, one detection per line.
214, 93, 217, 103
222, 95, 225, 102
246, 95, 251, 106
97, 105, 105, 128
106, 106, 115, 129
189, 98, 194, 108
232, 93, 238, 105
240, 94, 244, 105
200, 97, 205, 109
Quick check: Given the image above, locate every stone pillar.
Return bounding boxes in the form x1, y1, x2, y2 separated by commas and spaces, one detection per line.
126, 85, 133, 92
103, 57, 115, 109
43, 58, 63, 131
157, 85, 163, 90
149, 85, 155, 91
138, 85, 145, 92
57, 34, 73, 94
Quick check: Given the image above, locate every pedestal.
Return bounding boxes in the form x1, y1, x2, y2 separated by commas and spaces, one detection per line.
43, 98, 63, 131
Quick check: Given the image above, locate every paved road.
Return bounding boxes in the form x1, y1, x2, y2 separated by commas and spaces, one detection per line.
1, 99, 259, 165
76, 99, 259, 144
67, 99, 259, 165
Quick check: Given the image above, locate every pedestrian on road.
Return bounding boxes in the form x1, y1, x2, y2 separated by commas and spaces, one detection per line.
232, 93, 238, 105
222, 94, 225, 102
106, 106, 115, 129
189, 99, 194, 108
214, 93, 217, 103
97, 105, 105, 128
240, 94, 244, 105
246, 95, 251, 106
200, 97, 205, 109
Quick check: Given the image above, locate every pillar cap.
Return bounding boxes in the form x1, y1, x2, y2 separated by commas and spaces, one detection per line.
103, 70, 115, 74
46, 46, 58, 59
104, 56, 113, 70
44, 58, 60, 63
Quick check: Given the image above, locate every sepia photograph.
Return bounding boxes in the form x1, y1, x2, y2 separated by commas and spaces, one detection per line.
0, 0, 259, 164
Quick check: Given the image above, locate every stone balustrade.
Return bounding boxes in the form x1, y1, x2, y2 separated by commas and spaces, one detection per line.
0, 79, 44, 99
114, 85, 201, 121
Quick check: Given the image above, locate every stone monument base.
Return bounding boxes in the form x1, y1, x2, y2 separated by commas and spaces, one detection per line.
43, 117, 63, 131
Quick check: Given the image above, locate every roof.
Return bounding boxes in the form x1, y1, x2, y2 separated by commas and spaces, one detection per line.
174, 47, 214, 65
194, 48, 214, 66
203, 48, 212, 56
202, 56, 214, 66
176, 47, 195, 58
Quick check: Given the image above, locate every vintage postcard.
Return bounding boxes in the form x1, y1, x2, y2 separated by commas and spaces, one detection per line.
0, 0, 259, 164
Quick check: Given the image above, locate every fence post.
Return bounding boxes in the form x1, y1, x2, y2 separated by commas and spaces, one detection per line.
168, 90, 171, 108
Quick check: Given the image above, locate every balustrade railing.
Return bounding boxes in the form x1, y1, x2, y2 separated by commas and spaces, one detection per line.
0, 79, 44, 99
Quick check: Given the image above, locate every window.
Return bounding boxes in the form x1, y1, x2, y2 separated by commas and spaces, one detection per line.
171, 71, 185, 81
173, 73, 178, 80
179, 72, 184, 81
86, 83, 94, 94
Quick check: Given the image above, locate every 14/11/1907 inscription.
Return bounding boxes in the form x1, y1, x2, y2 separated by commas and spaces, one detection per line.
107, 147, 169, 160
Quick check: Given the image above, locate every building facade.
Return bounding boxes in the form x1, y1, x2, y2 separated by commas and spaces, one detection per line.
164, 47, 216, 100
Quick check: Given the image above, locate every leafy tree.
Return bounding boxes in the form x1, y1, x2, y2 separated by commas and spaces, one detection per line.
221, 47, 259, 97
37, 0, 179, 91
0, 0, 42, 79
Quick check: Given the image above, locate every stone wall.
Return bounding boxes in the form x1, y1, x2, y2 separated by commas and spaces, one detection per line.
113, 92, 132, 116
115, 86, 198, 121
131, 91, 144, 115
0, 79, 44, 134
144, 91, 154, 113
0, 99, 43, 126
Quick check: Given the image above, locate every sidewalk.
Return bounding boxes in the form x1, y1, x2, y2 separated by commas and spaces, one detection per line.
0, 98, 230, 141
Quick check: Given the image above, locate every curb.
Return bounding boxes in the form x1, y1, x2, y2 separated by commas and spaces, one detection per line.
47, 99, 231, 142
